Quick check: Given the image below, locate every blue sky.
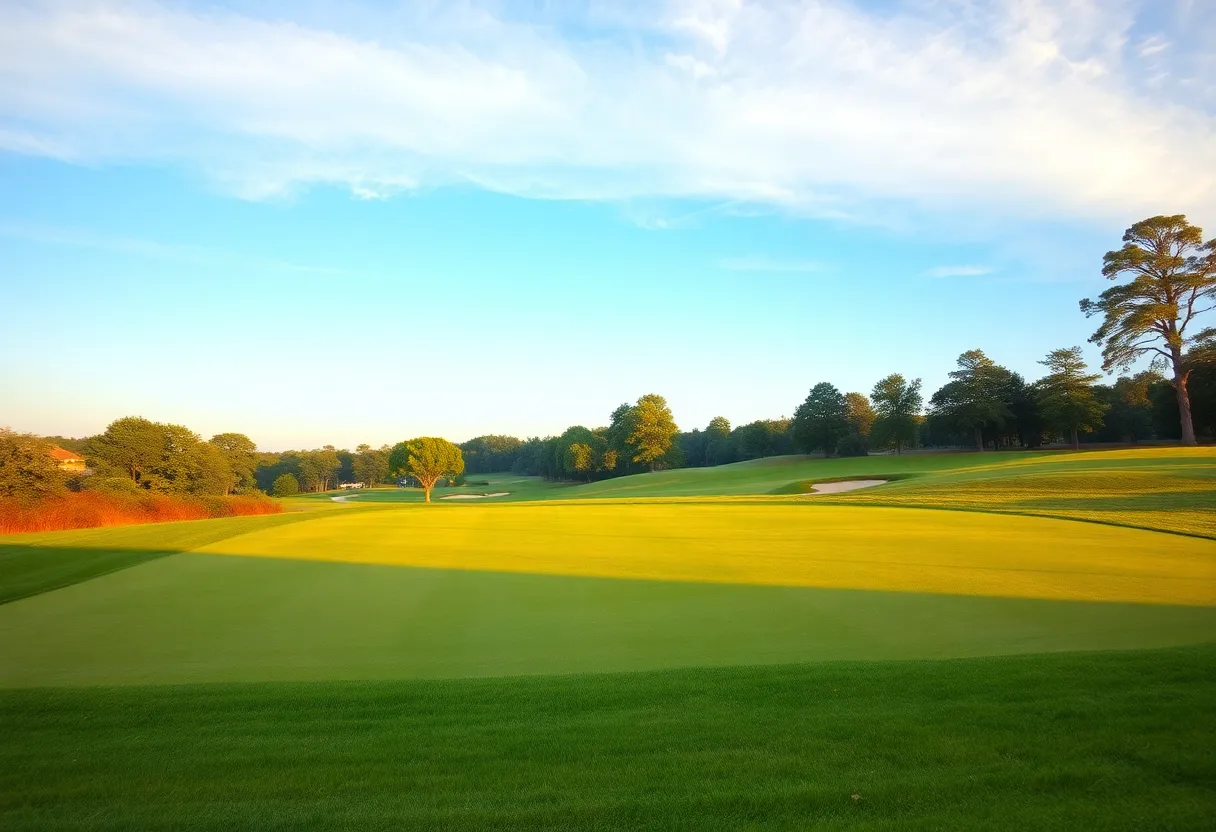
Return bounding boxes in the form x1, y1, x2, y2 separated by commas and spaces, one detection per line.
1, 0, 1214, 450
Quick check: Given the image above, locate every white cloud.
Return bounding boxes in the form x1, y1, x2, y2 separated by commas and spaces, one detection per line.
0, 0, 1213, 227
718, 257, 825, 273
922, 265, 994, 278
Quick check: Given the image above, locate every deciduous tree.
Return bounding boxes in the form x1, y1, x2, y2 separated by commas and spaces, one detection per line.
844, 392, 876, 437
0, 428, 65, 502
626, 394, 679, 472
353, 443, 390, 488
271, 472, 300, 497
1081, 215, 1216, 446
793, 383, 848, 457
209, 432, 258, 494
870, 374, 922, 454
389, 437, 464, 502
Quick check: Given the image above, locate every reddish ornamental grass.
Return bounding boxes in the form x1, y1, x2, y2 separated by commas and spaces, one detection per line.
0, 491, 282, 535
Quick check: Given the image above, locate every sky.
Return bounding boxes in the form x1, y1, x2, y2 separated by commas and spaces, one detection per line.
1, 0, 1214, 451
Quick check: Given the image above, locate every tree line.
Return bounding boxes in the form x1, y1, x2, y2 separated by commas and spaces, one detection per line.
6, 214, 1212, 501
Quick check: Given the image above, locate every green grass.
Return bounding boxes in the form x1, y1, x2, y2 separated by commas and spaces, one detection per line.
2, 645, 1213, 830
1, 540, 1214, 686
0, 513, 320, 605
2, 446, 1215, 828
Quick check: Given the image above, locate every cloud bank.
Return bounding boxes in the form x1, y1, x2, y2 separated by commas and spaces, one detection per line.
0, 0, 1212, 225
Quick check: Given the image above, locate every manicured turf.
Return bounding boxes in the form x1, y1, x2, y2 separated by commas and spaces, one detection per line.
1, 547, 1214, 686
0, 512, 320, 605
2, 447, 1214, 828
2, 645, 1213, 830
191, 502, 1216, 605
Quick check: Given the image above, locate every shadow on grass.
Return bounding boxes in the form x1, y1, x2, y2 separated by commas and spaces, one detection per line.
0, 512, 325, 606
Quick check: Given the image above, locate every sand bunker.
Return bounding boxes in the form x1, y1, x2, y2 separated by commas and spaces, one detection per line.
441, 492, 510, 500
808, 479, 888, 494
330, 494, 359, 502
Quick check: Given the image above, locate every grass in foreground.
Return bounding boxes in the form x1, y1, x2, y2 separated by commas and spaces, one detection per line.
2, 645, 1213, 830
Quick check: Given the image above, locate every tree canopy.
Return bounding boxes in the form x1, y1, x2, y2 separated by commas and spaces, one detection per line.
870, 374, 923, 454
1036, 347, 1108, 450
389, 437, 464, 502
793, 383, 849, 457
1081, 214, 1216, 446
621, 394, 679, 472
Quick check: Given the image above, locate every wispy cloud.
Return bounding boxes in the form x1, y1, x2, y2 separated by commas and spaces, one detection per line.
922, 265, 994, 278
0, 1, 1212, 226
718, 257, 825, 274
0, 220, 353, 275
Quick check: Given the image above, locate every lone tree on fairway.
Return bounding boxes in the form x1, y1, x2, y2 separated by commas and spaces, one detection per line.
793, 383, 849, 457
1036, 347, 1108, 450
626, 394, 679, 472
870, 374, 922, 454
1081, 215, 1216, 446
389, 437, 464, 502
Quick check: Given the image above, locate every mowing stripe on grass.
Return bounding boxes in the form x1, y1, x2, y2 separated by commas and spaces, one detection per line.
190, 503, 1216, 606
1, 551, 1214, 686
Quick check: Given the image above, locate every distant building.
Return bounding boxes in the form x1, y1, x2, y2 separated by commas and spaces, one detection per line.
48, 447, 87, 472
338, 482, 365, 490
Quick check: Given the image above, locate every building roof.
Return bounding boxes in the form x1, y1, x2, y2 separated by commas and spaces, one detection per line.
48, 447, 84, 462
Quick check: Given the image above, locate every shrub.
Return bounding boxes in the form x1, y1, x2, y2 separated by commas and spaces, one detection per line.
271, 473, 300, 497
0, 491, 282, 535
836, 434, 870, 457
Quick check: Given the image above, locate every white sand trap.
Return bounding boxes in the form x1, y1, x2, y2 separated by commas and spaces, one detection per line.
330, 494, 359, 502
808, 479, 888, 494
440, 492, 510, 500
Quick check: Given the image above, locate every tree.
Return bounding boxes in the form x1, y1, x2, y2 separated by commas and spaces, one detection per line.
389, 437, 464, 502
0, 428, 65, 501
844, 392, 876, 437
932, 350, 1013, 450
271, 472, 300, 497
353, 443, 390, 487
297, 448, 341, 492
870, 374, 922, 454
87, 416, 165, 485
1035, 347, 1108, 450
565, 443, 595, 481
209, 432, 258, 494
793, 383, 849, 457
190, 441, 236, 495
626, 394, 679, 472
1081, 215, 1216, 446
705, 416, 732, 466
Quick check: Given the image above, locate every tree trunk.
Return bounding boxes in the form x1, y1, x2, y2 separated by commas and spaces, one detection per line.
896, 438, 902, 455
424, 486, 431, 503
974, 426, 984, 451
1071, 428, 1079, 451
1173, 367, 1196, 447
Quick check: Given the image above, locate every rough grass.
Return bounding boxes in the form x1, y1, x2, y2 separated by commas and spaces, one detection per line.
2, 645, 1213, 830
0, 490, 282, 535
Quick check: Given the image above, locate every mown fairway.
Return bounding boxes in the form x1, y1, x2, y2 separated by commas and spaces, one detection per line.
1, 447, 1214, 828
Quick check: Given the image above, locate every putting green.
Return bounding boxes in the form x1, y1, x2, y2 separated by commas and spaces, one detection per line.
193, 503, 1216, 605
